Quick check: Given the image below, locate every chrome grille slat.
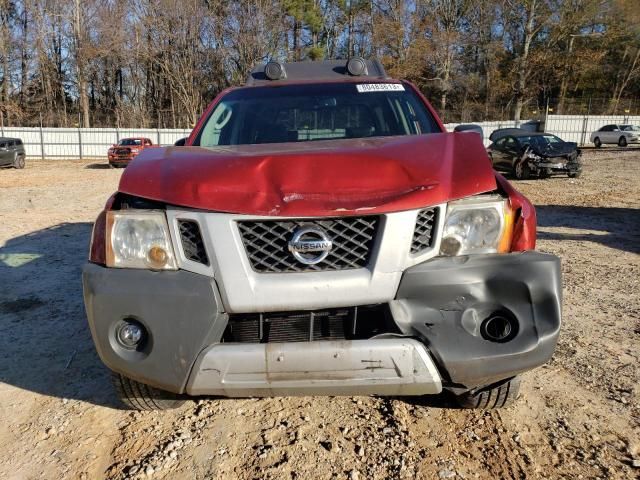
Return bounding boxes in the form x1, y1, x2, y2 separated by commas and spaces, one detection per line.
410, 208, 438, 254
237, 216, 379, 273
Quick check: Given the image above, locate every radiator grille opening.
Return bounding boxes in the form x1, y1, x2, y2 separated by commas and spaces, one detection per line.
411, 207, 438, 254
178, 220, 209, 265
223, 305, 399, 343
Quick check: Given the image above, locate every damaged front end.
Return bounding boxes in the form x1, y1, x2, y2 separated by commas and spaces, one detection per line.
520, 146, 582, 178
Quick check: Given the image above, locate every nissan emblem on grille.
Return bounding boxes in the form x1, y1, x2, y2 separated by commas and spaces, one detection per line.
288, 227, 333, 265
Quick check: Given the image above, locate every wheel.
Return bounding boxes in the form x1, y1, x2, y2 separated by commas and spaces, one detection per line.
593, 137, 601, 148
514, 161, 531, 180
539, 168, 551, 179
618, 136, 627, 147
13, 155, 25, 169
112, 373, 187, 411
568, 170, 582, 178
456, 376, 521, 409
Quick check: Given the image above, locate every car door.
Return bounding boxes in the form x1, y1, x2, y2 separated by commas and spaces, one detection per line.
488, 137, 508, 171
500, 136, 521, 170
604, 125, 619, 144
0, 141, 11, 166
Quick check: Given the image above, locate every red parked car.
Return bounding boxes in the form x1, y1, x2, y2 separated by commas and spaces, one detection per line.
107, 138, 155, 167
84, 59, 561, 411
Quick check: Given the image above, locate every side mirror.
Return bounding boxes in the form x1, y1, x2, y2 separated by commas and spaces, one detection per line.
454, 124, 484, 138
174, 137, 187, 146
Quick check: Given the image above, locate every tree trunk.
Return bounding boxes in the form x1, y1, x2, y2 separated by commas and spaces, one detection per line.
556, 36, 575, 114
19, 5, 27, 110
74, 0, 90, 127
514, 0, 537, 125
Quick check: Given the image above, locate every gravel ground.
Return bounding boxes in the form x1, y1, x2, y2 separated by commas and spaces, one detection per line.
0, 150, 638, 479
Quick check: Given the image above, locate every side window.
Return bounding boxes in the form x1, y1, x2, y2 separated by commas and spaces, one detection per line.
0, 142, 6, 148
200, 101, 234, 146
503, 137, 516, 149
494, 137, 506, 148
612, 125, 620, 131
16, 139, 23, 145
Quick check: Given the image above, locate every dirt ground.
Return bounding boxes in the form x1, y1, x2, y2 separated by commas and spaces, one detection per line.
0, 150, 638, 480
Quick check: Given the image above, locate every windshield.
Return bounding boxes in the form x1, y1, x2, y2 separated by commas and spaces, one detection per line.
119, 139, 142, 146
621, 125, 640, 131
194, 83, 440, 146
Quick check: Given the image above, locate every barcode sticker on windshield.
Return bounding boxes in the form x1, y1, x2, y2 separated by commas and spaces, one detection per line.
356, 83, 405, 93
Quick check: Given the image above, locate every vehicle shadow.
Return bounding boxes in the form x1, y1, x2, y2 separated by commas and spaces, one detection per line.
0, 222, 119, 408
536, 205, 640, 254
85, 163, 112, 169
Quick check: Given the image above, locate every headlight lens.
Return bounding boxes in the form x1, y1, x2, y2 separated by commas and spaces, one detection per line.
106, 211, 177, 270
440, 196, 514, 256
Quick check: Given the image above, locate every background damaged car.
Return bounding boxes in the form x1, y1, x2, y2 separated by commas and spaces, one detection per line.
488, 130, 582, 179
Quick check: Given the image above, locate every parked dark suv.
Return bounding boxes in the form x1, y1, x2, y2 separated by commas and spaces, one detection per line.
0, 137, 26, 169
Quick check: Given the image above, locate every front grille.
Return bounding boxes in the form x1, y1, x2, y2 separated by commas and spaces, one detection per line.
237, 216, 379, 273
411, 207, 438, 254
178, 220, 209, 265
115, 148, 130, 155
223, 305, 398, 343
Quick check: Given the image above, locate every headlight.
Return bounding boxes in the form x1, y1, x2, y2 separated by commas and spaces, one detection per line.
440, 195, 514, 256
106, 210, 177, 270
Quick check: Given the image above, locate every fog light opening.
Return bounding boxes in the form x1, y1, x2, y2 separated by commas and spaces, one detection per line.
116, 320, 146, 349
480, 313, 517, 343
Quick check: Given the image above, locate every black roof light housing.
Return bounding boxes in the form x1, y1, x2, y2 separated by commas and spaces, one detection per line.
264, 61, 286, 81
346, 57, 368, 76
246, 58, 388, 86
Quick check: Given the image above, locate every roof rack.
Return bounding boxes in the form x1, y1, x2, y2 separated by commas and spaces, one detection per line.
246, 58, 389, 86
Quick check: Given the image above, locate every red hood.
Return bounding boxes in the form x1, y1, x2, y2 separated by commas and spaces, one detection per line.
118, 133, 497, 216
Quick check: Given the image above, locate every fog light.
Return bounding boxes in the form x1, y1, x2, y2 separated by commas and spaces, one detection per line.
117, 321, 144, 348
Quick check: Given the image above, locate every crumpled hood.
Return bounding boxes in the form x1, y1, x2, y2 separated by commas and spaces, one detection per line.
530, 141, 578, 158
118, 133, 497, 216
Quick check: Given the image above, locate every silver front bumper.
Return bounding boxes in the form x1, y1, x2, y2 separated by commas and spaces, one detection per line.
186, 338, 442, 397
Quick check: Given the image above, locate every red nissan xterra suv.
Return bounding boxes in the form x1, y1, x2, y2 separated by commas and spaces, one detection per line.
83, 59, 561, 410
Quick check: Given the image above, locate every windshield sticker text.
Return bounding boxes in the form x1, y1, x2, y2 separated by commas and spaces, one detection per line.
356, 84, 405, 93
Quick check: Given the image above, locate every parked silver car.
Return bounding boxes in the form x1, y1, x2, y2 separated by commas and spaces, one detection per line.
590, 124, 640, 147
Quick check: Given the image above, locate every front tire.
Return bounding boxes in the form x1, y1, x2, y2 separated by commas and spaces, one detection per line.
456, 376, 521, 409
112, 373, 187, 411
13, 155, 25, 169
618, 136, 627, 147
514, 161, 531, 180
593, 137, 602, 148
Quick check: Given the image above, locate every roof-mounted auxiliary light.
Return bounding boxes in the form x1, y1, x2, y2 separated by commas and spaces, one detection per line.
264, 61, 286, 80
346, 57, 368, 76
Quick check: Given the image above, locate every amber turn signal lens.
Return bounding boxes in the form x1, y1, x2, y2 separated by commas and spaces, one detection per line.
147, 246, 169, 268
497, 204, 515, 253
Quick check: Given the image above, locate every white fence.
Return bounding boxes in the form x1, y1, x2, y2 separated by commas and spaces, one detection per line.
543, 115, 640, 145
0, 127, 191, 159
443, 120, 534, 146
2, 114, 639, 159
